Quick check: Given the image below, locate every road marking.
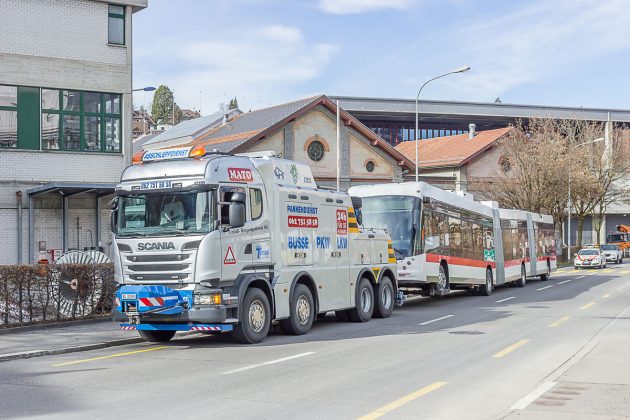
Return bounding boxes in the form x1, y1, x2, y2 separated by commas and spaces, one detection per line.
602, 269, 612, 273
358, 381, 447, 420
493, 339, 530, 358
222, 352, 315, 375
511, 381, 557, 410
549, 316, 570, 328
496, 296, 515, 303
51, 346, 169, 367
418, 314, 454, 326
620, 270, 630, 274
558, 279, 572, 284
581, 302, 595, 310
537, 285, 553, 291
602, 293, 610, 298
575, 276, 585, 279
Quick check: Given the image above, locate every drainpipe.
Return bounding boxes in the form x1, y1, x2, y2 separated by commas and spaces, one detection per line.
16, 191, 23, 264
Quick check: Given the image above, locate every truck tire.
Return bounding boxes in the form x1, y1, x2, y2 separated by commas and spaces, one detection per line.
479, 268, 493, 296
279, 284, 315, 335
516, 264, 527, 288
138, 330, 176, 343
233, 287, 271, 344
348, 277, 374, 322
373, 276, 394, 318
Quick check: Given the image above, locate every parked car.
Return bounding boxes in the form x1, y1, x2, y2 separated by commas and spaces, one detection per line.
574, 248, 607, 269
600, 244, 623, 264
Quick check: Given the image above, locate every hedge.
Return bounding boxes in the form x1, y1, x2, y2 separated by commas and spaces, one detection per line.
0, 264, 115, 328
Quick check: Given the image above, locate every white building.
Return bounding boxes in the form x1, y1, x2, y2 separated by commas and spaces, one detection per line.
0, 0, 148, 264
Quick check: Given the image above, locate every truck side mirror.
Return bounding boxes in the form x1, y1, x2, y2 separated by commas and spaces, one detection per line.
109, 197, 118, 233
351, 196, 363, 225
229, 202, 246, 228
228, 192, 246, 228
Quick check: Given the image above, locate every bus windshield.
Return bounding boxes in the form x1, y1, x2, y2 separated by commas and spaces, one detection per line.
607, 234, 627, 243
115, 190, 215, 237
360, 196, 418, 259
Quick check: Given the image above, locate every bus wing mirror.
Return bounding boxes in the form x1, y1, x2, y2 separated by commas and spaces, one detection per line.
229, 202, 246, 228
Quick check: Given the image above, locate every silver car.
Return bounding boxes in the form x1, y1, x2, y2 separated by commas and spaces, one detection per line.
600, 244, 623, 264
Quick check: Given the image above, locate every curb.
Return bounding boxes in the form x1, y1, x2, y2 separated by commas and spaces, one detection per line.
0, 337, 144, 363
0, 318, 112, 335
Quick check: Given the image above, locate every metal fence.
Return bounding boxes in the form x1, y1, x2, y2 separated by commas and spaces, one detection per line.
0, 264, 115, 328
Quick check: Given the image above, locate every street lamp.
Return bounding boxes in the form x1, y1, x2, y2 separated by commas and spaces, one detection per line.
567, 137, 605, 257
415, 66, 470, 182
132, 86, 156, 92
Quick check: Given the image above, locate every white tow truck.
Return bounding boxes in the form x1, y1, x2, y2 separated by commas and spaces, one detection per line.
111, 147, 396, 343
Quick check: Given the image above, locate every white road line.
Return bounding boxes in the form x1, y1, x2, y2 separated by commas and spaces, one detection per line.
418, 314, 455, 326
222, 352, 315, 375
537, 285, 553, 291
575, 276, 585, 279
558, 279, 572, 284
511, 381, 557, 410
496, 296, 516, 303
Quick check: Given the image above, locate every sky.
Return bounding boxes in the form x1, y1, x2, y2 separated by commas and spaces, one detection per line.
132, 0, 630, 115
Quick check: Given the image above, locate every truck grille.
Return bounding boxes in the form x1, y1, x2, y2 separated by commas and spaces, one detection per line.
121, 250, 196, 284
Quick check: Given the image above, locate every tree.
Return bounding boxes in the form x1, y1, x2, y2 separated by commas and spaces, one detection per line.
229, 97, 239, 110
151, 85, 182, 125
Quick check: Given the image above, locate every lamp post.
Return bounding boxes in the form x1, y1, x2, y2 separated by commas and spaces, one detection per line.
132, 86, 156, 135
567, 137, 605, 258
415, 66, 470, 182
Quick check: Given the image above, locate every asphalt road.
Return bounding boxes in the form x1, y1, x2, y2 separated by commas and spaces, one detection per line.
2, 264, 630, 419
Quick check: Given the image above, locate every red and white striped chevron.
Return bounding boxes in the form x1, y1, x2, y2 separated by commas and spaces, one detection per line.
138, 296, 178, 307
191, 326, 221, 331
120, 325, 136, 330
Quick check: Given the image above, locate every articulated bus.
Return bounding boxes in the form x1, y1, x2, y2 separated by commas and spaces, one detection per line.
348, 182, 558, 297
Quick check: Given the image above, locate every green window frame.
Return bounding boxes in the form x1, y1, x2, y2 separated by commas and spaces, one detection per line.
0, 85, 18, 148
108, 4, 125, 45
42, 89, 122, 153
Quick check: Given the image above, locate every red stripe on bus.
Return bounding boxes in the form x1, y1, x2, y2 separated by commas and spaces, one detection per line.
504, 258, 530, 267
536, 256, 556, 261
426, 253, 496, 269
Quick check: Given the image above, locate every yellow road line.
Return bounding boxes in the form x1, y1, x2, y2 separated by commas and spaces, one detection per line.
619, 270, 630, 274
549, 316, 570, 328
581, 302, 595, 310
602, 294, 611, 298
52, 346, 169, 367
601, 269, 612, 273
493, 339, 530, 358
358, 381, 447, 420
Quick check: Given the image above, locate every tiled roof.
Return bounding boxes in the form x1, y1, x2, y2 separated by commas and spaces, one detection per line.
189, 96, 321, 147
395, 127, 514, 168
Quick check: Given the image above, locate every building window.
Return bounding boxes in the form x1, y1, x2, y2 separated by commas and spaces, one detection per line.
365, 160, 375, 173
42, 89, 122, 152
0, 85, 18, 148
307, 140, 325, 162
499, 155, 512, 173
108, 4, 125, 45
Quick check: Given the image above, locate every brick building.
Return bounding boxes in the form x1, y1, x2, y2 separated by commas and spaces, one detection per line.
0, 0, 148, 264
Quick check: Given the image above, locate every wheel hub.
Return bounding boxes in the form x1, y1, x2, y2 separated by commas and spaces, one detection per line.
297, 296, 310, 324
249, 300, 265, 333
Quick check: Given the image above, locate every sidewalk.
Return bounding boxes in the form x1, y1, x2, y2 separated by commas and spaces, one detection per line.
0, 320, 142, 362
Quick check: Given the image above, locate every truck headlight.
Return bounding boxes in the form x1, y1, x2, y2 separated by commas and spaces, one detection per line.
194, 293, 222, 305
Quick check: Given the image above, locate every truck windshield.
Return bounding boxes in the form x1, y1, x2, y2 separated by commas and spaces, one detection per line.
360, 196, 417, 259
116, 190, 215, 237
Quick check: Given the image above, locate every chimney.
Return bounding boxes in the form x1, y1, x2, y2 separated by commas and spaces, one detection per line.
222, 113, 228, 125
468, 123, 476, 140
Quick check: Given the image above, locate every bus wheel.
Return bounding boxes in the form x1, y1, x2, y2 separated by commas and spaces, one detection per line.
138, 330, 175, 343
540, 263, 551, 281
479, 268, 493, 296
349, 277, 374, 322
516, 265, 527, 288
373, 276, 394, 318
233, 287, 271, 344
279, 284, 315, 335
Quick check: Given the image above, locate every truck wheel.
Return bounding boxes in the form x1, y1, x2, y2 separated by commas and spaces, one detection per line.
348, 277, 374, 322
479, 268, 493, 296
516, 264, 527, 288
279, 284, 315, 335
138, 330, 176, 343
233, 287, 271, 344
373, 276, 394, 318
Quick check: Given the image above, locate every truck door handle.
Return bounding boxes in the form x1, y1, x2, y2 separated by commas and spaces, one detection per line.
368, 234, 375, 238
